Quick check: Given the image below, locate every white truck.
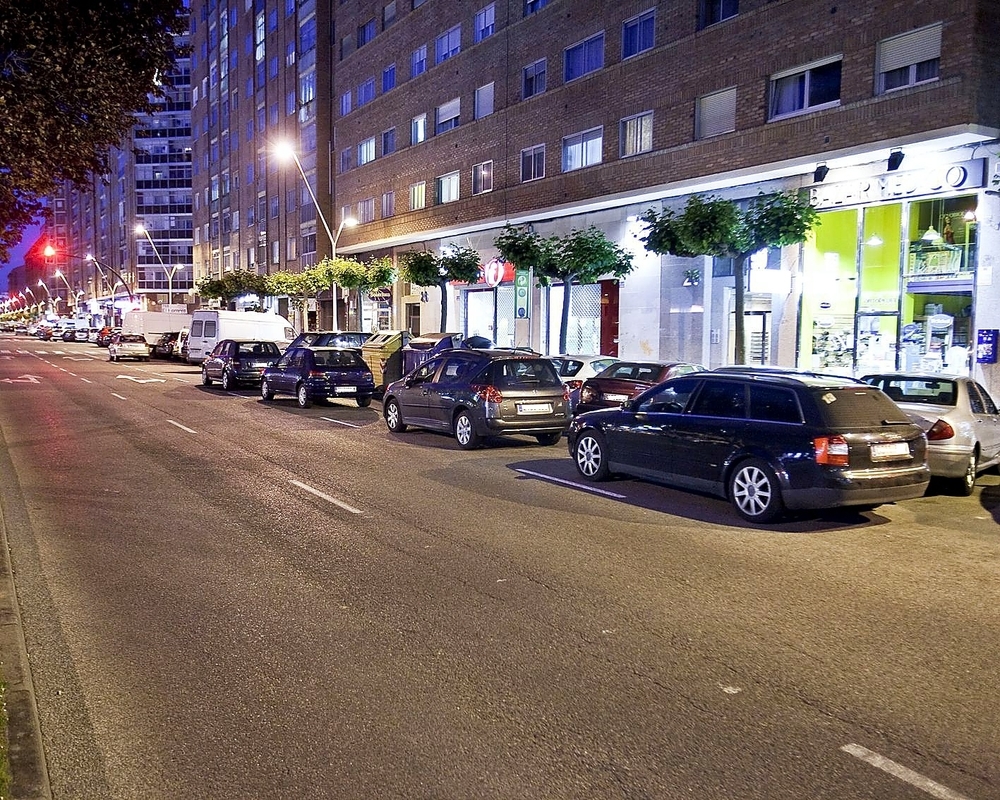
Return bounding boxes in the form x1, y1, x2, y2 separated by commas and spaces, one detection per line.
122, 311, 193, 347
184, 309, 296, 363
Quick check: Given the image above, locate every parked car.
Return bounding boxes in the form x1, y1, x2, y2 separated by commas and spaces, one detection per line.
860, 372, 1000, 495
286, 330, 371, 350
108, 333, 150, 362
383, 349, 570, 449
95, 326, 119, 347
151, 331, 181, 359
568, 371, 930, 523
575, 360, 705, 415
73, 326, 91, 342
261, 346, 376, 408
549, 354, 620, 412
202, 339, 282, 390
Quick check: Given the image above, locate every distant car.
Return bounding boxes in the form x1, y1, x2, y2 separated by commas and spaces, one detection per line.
575, 360, 705, 415
383, 349, 570, 449
286, 330, 371, 350
73, 326, 91, 342
261, 346, 376, 408
151, 331, 181, 359
860, 372, 1000, 495
569, 370, 930, 523
549, 354, 620, 412
202, 339, 282, 390
108, 333, 150, 362
95, 326, 119, 347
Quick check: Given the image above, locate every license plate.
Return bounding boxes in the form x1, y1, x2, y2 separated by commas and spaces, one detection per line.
871, 442, 910, 460
604, 393, 629, 402
517, 402, 553, 415
335, 385, 357, 393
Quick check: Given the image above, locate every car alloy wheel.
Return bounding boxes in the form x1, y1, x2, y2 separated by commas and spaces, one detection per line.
296, 383, 311, 408
384, 398, 406, 432
729, 458, 784, 523
261, 379, 274, 401
574, 431, 609, 480
958, 451, 978, 496
202, 368, 212, 386
221, 370, 233, 391
454, 410, 480, 450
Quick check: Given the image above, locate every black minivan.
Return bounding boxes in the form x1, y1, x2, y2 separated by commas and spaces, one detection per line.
567, 371, 930, 522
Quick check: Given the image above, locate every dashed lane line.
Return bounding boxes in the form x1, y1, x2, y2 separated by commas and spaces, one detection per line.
841, 744, 973, 800
514, 468, 628, 499
319, 417, 363, 428
289, 480, 362, 515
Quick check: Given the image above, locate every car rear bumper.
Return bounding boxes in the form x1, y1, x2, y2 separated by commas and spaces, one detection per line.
926, 445, 974, 478
482, 416, 569, 436
782, 464, 930, 510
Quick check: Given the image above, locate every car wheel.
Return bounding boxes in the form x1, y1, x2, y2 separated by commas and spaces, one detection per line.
356, 395, 372, 408
296, 382, 311, 408
202, 368, 212, 386
384, 398, 407, 432
535, 432, 562, 446
956, 450, 978, 496
261, 379, 274, 401
221, 370, 233, 391
573, 430, 610, 480
729, 458, 784, 523
454, 410, 481, 450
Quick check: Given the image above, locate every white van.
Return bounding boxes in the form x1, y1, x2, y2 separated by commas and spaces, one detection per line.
185, 310, 296, 363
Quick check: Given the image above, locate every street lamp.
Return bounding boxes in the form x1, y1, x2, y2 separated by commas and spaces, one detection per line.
43, 246, 136, 304
137, 225, 185, 310
54, 270, 74, 310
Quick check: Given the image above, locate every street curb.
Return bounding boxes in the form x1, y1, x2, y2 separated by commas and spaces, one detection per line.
0, 469, 52, 799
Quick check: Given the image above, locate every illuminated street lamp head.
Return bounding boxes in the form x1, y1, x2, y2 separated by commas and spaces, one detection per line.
273, 141, 297, 163
43, 244, 55, 258
134, 223, 147, 235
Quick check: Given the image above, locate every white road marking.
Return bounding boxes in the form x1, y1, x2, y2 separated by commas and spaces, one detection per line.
289, 479, 362, 515
80, 378, 92, 384
111, 393, 128, 401
514, 468, 628, 499
841, 744, 972, 800
320, 416, 363, 428
167, 419, 197, 434
0, 375, 42, 384
116, 375, 166, 383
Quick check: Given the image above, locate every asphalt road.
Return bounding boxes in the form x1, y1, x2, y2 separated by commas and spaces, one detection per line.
0, 334, 998, 800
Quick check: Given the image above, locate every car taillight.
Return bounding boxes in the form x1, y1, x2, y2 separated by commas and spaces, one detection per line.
363, 372, 373, 381
566, 379, 583, 390
231, 359, 242, 369
926, 419, 955, 440
308, 370, 326, 379
562, 384, 571, 402
472, 384, 504, 403
814, 435, 850, 466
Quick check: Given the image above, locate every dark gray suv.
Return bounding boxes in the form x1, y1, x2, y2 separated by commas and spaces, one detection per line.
383, 349, 570, 449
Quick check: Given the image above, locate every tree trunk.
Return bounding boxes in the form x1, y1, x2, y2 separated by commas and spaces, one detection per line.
733, 253, 748, 365
438, 280, 449, 333
559, 277, 576, 355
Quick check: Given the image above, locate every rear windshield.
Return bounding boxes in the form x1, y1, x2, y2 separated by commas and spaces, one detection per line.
599, 362, 663, 382
313, 349, 366, 367
863, 376, 957, 407
550, 358, 583, 378
490, 359, 562, 389
122, 334, 146, 343
811, 387, 910, 427
237, 342, 279, 356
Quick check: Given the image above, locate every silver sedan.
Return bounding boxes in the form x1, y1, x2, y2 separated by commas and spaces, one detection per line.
861, 372, 1000, 495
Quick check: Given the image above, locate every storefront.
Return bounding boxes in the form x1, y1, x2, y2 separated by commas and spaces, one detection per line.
801, 159, 986, 376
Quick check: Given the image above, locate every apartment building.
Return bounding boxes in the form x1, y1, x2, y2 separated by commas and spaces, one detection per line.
190, 0, 1000, 381
45, 20, 194, 326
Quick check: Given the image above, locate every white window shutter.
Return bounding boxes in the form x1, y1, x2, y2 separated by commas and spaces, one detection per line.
878, 23, 942, 73
697, 87, 736, 138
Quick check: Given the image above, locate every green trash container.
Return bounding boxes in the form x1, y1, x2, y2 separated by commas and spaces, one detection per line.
362, 330, 411, 395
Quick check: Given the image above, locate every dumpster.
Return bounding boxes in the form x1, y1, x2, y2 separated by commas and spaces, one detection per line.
401, 332, 465, 374
362, 329, 411, 394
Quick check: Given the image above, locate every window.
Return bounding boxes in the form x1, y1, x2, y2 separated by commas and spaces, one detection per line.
690, 381, 746, 419
769, 57, 842, 119
411, 113, 427, 144
357, 18, 376, 48
436, 98, 460, 133
358, 136, 376, 165
437, 171, 460, 204
622, 9, 654, 59
410, 181, 426, 210
620, 112, 652, 157
270, 196, 280, 218
382, 191, 395, 218
358, 197, 376, 223
473, 161, 493, 194
384, 2, 397, 28
340, 90, 352, 117
521, 144, 545, 182
523, 59, 546, 99
413, 0, 425, 7
699, 0, 738, 28
435, 25, 461, 64
299, 16, 317, 52
358, 78, 375, 106
382, 127, 396, 156
271, 240, 280, 264
340, 147, 351, 173
475, 83, 494, 119
564, 33, 604, 82
696, 86, 736, 138
382, 63, 396, 93
562, 127, 602, 171
525, 0, 548, 14
475, 4, 495, 43
877, 23, 941, 93
411, 44, 427, 77
287, 236, 297, 260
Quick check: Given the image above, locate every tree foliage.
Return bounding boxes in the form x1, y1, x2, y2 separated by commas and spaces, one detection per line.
400, 247, 481, 332
196, 270, 270, 306
641, 191, 820, 364
0, 0, 188, 261
495, 224, 635, 354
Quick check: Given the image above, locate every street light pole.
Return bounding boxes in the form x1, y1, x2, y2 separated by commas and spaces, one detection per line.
54, 270, 74, 311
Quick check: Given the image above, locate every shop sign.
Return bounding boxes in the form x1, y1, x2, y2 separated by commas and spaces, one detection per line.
810, 159, 986, 209
976, 329, 998, 364
369, 287, 392, 303
514, 269, 530, 318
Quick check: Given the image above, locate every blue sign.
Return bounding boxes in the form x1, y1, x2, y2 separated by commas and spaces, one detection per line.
976, 329, 998, 364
